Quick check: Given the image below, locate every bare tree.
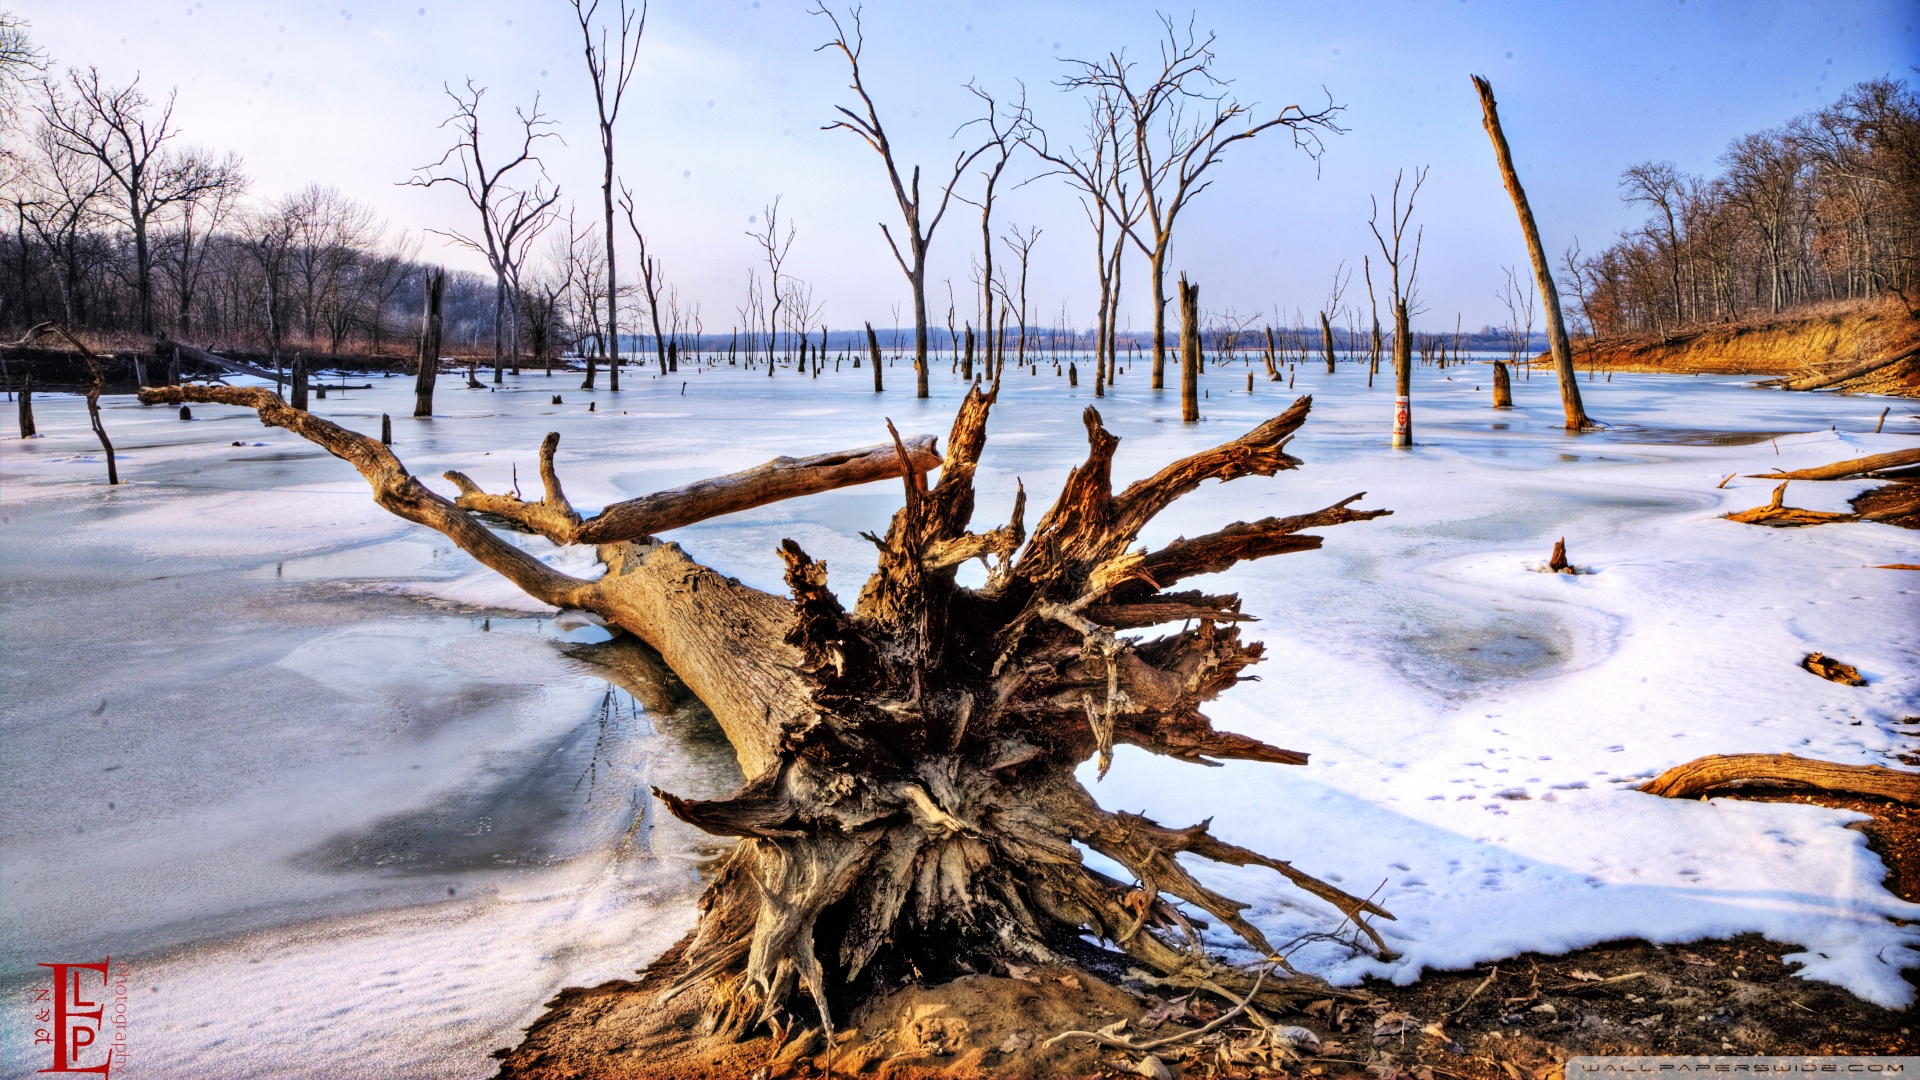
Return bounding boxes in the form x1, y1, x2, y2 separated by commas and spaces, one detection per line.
41, 69, 243, 335
154, 155, 245, 341
618, 183, 670, 376
815, 5, 987, 399
238, 201, 298, 384
1060, 17, 1342, 389
1471, 75, 1592, 429
406, 80, 561, 384
1368, 167, 1426, 448
746, 197, 796, 378
19, 121, 110, 327
568, 0, 645, 389
1001, 222, 1039, 367
1319, 261, 1349, 374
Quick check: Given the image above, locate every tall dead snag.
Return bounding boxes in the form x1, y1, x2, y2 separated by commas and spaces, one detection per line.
1369, 169, 1425, 448
1178, 274, 1200, 421
1643, 753, 1919, 807
137, 384, 1392, 1063
1471, 75, 1594, 431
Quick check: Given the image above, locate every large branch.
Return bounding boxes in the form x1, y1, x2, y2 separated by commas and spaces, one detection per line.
448, 434, 942, 546
138, 385, 595, 608
1642, 753, 1920, 806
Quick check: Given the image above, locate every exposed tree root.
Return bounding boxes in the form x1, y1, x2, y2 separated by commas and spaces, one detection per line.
1641, 753, 1920, 807
138, 382, 1396, 1064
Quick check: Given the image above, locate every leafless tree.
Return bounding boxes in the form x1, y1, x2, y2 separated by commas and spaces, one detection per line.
238, 201, 298, 382
1368, 166, 1426, 448
747, 197, 795, 376
154, 156, 245, 340
19, 121, 110, 327
568, 0, 644, 387
1001, 222, 1039, 366
41, 68, 244, 335
618, 183, 670, 376
954, 81, 1030, 387
815, 4, 988, 399
406, 80, 561, 383
1059, 16, 1342, 388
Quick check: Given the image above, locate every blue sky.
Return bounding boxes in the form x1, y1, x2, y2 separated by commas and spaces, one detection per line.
19, 0, 1918, 331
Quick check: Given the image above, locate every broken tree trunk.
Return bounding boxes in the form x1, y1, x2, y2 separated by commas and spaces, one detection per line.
1492, 360, 1513, 408
18, 373, 34, 438
866, 322, 883, 393
1642, 753, 1920, 807
1320, 311, 1336, 374
136, 383, 1394, 1062
1179, 275, 1200, 423
1472, 75, 1594, 431
415, 269, 445, 418
1748, 447, 1920, 481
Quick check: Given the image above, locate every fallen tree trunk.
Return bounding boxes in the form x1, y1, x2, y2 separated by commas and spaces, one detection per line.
1725, 481, 1859, 526
154, 336, 283, 383
1777, 342, 1920, 392
1642, 753, 1920, 807
1749, 446, 1920, 481
138, 382, 1395, 1066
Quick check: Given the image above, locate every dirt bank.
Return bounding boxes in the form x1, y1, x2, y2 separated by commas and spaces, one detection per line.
1570, 298, 1920, 396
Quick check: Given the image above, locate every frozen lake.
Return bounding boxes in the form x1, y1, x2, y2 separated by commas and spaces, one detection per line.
2, 354, 1916, 1077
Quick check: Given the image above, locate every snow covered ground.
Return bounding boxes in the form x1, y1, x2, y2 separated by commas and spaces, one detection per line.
2, 356, 1915, 1077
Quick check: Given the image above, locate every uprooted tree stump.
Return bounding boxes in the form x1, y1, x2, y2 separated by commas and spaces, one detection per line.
138, 383, 1395, 1076
1642, 753, 1920, 807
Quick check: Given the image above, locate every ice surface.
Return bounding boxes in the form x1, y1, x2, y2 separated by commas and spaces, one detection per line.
2, 358, 1916, 1077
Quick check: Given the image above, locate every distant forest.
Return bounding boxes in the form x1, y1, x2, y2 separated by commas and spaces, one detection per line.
1570, 78, 1920, 338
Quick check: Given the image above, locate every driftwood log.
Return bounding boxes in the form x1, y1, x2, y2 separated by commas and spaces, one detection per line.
1642, 753, 1920, 807
1725, 481, 1859, 527
1749, 446, 1920, 481
1776, 342, 1920, 392
137, 383, 1395, 1062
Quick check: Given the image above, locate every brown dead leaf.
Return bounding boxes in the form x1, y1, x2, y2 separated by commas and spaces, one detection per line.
1678, 951, 1716, 967
1373, 1011, 1420, 1037
1305, 998, 1336, 1020
998, 1031, 1032, 1054
1139, 996, 1190, 1031
1567, 969, 1602, 982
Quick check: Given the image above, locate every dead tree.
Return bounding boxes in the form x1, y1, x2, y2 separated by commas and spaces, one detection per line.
413, 267, 446, 418
17, 373, 34, 437
568, 0, 645, 393
1368, 168, 1426, 448
406, 80, 561, 386
1178, 273, 1200, 421
1003, 223, 1039, 368
1059, 17, 1342, 390
1492, 359, 1513, 407
864, 320, 883, 391
619, 184, 670, 376
748, 199, 796, 377
136, 381, 1392, 1068
958, 82, 1029, 400
1471, 75, 1594, 430
816, 6, 986, 400
1318, 263, 1348, 375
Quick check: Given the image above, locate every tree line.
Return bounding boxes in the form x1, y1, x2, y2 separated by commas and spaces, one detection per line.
1570, 78, 1920, 338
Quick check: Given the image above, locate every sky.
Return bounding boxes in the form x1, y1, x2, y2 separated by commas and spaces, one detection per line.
15, 0, 1918, 334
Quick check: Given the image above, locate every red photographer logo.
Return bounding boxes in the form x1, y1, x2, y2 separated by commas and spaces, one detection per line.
34, 957, 127, 1076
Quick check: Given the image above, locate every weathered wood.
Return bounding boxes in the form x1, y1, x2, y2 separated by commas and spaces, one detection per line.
1492, 359, 1513, 407
865, 321, 883, 393
1802, 652, 1866, 686
1749, 447, 1920, 481
140, 380, 1394, 1049
447, 433, 942, 546
414, 268, 445, 418
1548, 537, 1570, 573
1472, 75, 1594, 431
1179, 275, 1200, 422
1642, 753, 1920, 807
1320, 310, 1336, 374
1725, 481, 1859, 527
17, 373, 34, 438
